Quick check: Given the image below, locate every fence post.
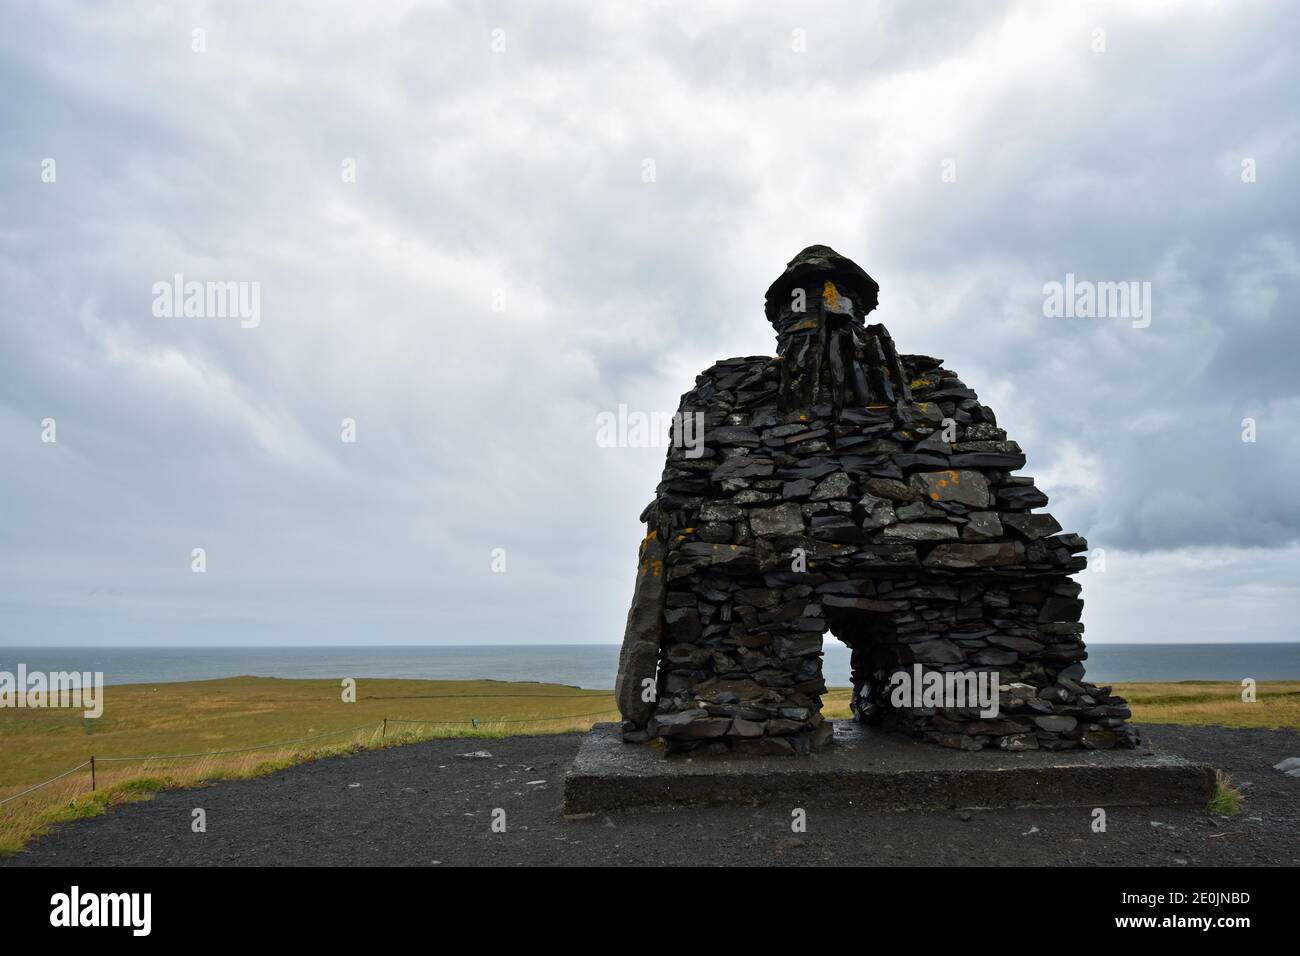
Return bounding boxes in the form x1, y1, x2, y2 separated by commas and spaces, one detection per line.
382, 718, 387, 739
90, 756, 96, 792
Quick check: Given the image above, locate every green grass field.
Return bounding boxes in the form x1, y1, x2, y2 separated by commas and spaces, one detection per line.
2, 676, 1296, 853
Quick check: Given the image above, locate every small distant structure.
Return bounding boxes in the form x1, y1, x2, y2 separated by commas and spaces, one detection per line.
615, 246, 1138, 756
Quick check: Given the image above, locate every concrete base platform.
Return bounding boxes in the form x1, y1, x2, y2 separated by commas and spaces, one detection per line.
562, 721, 1215, 815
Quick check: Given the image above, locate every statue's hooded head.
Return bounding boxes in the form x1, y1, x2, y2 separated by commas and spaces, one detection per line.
764, 245, 880, 348
765, 246, 900, 412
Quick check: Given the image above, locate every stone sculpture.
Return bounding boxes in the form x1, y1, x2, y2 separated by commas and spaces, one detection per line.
615, 246, 1139, 756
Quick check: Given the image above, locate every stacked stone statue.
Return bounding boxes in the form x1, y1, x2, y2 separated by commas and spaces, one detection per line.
615, 246, 1139, 756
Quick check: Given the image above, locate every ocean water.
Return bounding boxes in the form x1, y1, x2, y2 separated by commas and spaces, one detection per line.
2, 643, 1297, 689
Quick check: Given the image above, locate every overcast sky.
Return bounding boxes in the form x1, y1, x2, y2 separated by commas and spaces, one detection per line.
2, 1, 1297, 647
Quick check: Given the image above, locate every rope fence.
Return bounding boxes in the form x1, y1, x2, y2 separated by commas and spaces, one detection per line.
0, 707, 620, 810
385, 709, 618, 728
94, 723, 383, 763
361, 693, 612, 701
0, 761, 93, 808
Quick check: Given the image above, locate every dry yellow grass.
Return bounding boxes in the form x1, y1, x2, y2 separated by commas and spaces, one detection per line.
825, 681, 1300, 729
1111, 680, 1300, 729
823, 687, 854, 719
0, 676, 616, 854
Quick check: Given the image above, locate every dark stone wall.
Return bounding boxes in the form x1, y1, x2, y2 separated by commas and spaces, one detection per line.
615, 247, 1138, 756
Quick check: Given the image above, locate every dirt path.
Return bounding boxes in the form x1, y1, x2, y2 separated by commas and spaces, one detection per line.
4, 725, 1297, 866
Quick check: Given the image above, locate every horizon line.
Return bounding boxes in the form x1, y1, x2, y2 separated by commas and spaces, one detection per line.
3, 641, 1298, 649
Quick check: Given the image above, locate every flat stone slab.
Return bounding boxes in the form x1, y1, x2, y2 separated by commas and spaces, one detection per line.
563, 721, 1215, 815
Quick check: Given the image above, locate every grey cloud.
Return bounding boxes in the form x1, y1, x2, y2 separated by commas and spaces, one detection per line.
1, 1, 1297, 646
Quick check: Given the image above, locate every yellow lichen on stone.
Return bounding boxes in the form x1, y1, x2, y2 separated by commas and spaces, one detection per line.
822, 280, 840, 311
911, 377, 932, 389
928, 469, 960, 501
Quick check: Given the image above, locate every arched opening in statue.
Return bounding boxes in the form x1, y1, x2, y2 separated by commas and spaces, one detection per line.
820, 591, 898, 730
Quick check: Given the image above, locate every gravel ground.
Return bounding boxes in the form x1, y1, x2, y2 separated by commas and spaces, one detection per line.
4, 724, 1297, 867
